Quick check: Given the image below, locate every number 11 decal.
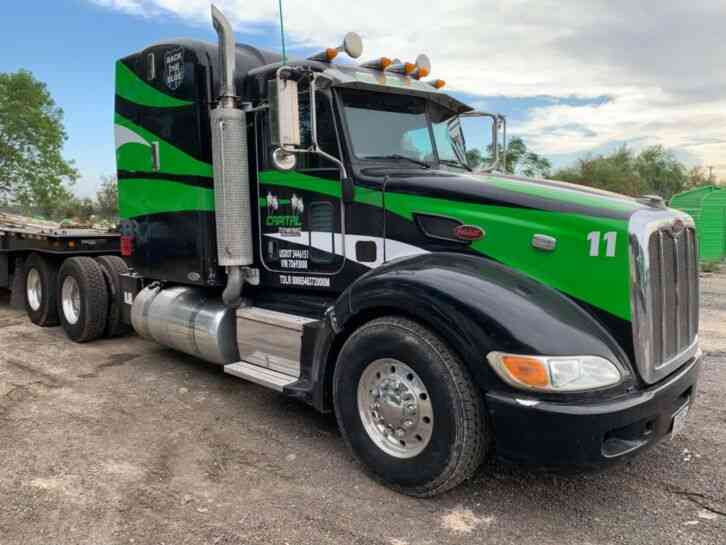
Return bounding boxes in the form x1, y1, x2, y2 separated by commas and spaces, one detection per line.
588, 231, 617, 257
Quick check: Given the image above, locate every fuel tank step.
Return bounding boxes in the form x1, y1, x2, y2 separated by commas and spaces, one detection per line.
236, 306, 316, 378
224, 361, 297, 392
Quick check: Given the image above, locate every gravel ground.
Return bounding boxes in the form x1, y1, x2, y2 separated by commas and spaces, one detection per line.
1, 272, 725, 545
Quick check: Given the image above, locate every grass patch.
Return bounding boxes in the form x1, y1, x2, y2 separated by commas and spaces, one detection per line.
701, 261, 722, 273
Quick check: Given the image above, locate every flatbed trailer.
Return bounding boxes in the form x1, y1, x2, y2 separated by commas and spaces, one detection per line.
0, 215, 122, 335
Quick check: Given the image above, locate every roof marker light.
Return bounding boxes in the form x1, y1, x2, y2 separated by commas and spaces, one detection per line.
361, 57, 393, 70
388, 60, 417, 75
427, 79, 446, 89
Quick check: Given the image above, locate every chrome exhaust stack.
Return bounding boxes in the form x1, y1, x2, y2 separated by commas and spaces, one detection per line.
210, 5, 255, 306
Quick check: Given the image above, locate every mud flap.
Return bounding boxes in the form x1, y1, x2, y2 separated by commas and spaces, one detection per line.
9, 257, 26, 310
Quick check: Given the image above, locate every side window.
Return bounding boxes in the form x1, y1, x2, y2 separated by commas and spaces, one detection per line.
296, 92, 340, 170
432, 122, 459, 162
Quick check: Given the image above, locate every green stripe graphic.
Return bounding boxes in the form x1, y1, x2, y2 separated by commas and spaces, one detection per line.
115, 61, 193, 108
119, 178, 214, 219
257, 170, 632, 320
115, 113, 213, 178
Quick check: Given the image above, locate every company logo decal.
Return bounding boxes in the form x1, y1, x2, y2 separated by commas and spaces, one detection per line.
164, 48, 185, 91
263, 192, 304, 229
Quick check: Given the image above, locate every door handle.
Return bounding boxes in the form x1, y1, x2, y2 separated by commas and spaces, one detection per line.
151, 141, 160, 172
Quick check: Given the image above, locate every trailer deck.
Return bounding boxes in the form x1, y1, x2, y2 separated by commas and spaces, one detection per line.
0, 213, 119, 256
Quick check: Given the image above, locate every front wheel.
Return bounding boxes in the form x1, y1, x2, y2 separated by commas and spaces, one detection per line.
333, 316, 489, 497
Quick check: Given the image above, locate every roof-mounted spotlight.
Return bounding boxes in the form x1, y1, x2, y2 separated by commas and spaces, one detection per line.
308, 32, 364, 62
361, 57, 393, 71
412, 54, 431, 79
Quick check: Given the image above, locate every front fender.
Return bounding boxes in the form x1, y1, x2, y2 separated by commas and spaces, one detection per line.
333, 252, 633, 397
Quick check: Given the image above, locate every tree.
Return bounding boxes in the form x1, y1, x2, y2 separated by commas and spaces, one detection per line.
465, 149, 483, 168
635, 145, 686, 200
467, 137, 551, 178
685, 166, 713, 188
503, 137, 552, 178
95, 175, 118, 219
555, 147, 642, 196
553, 145, 687, 199
0, 70, 78, 216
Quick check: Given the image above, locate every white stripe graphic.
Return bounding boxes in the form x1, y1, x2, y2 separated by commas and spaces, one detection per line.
114, 124, 150, 151
264, 232, 428, 269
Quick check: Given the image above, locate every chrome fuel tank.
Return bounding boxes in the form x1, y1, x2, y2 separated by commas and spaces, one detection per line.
131, 285, 240, 364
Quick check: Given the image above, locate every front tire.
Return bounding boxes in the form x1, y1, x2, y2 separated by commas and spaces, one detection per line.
333, 316, 488, 497
57, 257, 109, 343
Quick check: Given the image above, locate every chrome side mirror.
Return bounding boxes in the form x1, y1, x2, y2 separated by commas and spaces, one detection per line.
270, 69, 301, 148
458, 111, 507, 172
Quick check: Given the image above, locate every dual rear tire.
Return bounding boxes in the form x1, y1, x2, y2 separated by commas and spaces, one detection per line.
23, 253, 129, 342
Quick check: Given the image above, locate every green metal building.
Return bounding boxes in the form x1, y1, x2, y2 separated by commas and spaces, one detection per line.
670, 185, 726, 262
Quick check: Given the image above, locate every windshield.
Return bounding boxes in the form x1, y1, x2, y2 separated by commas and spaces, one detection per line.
340, 89, 467, 169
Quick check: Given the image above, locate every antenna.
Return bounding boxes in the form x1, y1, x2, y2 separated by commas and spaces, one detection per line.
278, 0, 287, 64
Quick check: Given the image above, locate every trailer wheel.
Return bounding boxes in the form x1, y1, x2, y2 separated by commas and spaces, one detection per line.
333, 316, 488, 497
24, 253, 60, 326
57, 257, 109, 343
95, 255, 130, 337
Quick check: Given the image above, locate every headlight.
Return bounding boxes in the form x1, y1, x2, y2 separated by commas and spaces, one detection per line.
487, 352, 622, 392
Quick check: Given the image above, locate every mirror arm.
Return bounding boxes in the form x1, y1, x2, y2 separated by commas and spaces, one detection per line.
279, 71, 350, 182
499, 114, 507, 173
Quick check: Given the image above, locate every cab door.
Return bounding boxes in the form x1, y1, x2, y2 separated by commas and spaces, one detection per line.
256, 91, 346, 290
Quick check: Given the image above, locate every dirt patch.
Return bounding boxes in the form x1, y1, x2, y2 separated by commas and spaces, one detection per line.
1, 272, 726, 545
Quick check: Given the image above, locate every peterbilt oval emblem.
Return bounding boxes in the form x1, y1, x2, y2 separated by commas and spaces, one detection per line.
671, 219, 685, 236
453, 225, 485, 241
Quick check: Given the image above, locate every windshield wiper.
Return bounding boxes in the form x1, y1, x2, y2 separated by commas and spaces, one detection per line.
366, 154, 431, 169
439, 158, 472, 172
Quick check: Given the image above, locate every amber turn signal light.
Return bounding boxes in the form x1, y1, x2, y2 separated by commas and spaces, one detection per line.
501, 356, 549, 387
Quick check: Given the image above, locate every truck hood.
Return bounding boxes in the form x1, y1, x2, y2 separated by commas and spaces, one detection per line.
371, 169, 645, 221
371, 169, 651, 324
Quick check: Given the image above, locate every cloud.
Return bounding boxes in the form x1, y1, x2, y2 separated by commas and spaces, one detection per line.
90, 0, 726, 176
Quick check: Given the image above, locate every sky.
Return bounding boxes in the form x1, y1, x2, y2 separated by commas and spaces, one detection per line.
2, 0, 724, 197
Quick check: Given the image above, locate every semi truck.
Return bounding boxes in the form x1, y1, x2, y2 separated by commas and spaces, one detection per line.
2, 6, 701, 497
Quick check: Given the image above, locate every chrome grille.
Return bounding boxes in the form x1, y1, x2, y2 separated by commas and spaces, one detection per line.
629, 210, 700, 384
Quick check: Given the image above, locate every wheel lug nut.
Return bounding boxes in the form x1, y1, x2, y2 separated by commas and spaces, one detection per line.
403, 419, 414, 428
395, 428, 405, 438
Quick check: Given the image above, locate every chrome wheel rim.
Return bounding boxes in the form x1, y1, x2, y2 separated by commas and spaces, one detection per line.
26, 268, 43, 311
61, 276, 81, 325
357, 358, 434, 459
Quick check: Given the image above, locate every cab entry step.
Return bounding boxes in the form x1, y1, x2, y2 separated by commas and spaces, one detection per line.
224, 361, 297, 392
236, 306, 315, 378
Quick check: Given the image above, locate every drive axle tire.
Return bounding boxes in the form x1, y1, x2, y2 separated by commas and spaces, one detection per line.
24, 253, 59, 326
57, 257, 109, 343
333, 316, 488, 497
95, 255, 130, 338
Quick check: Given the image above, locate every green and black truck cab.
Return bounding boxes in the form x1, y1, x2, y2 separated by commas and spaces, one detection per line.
107, 6, 701, 496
